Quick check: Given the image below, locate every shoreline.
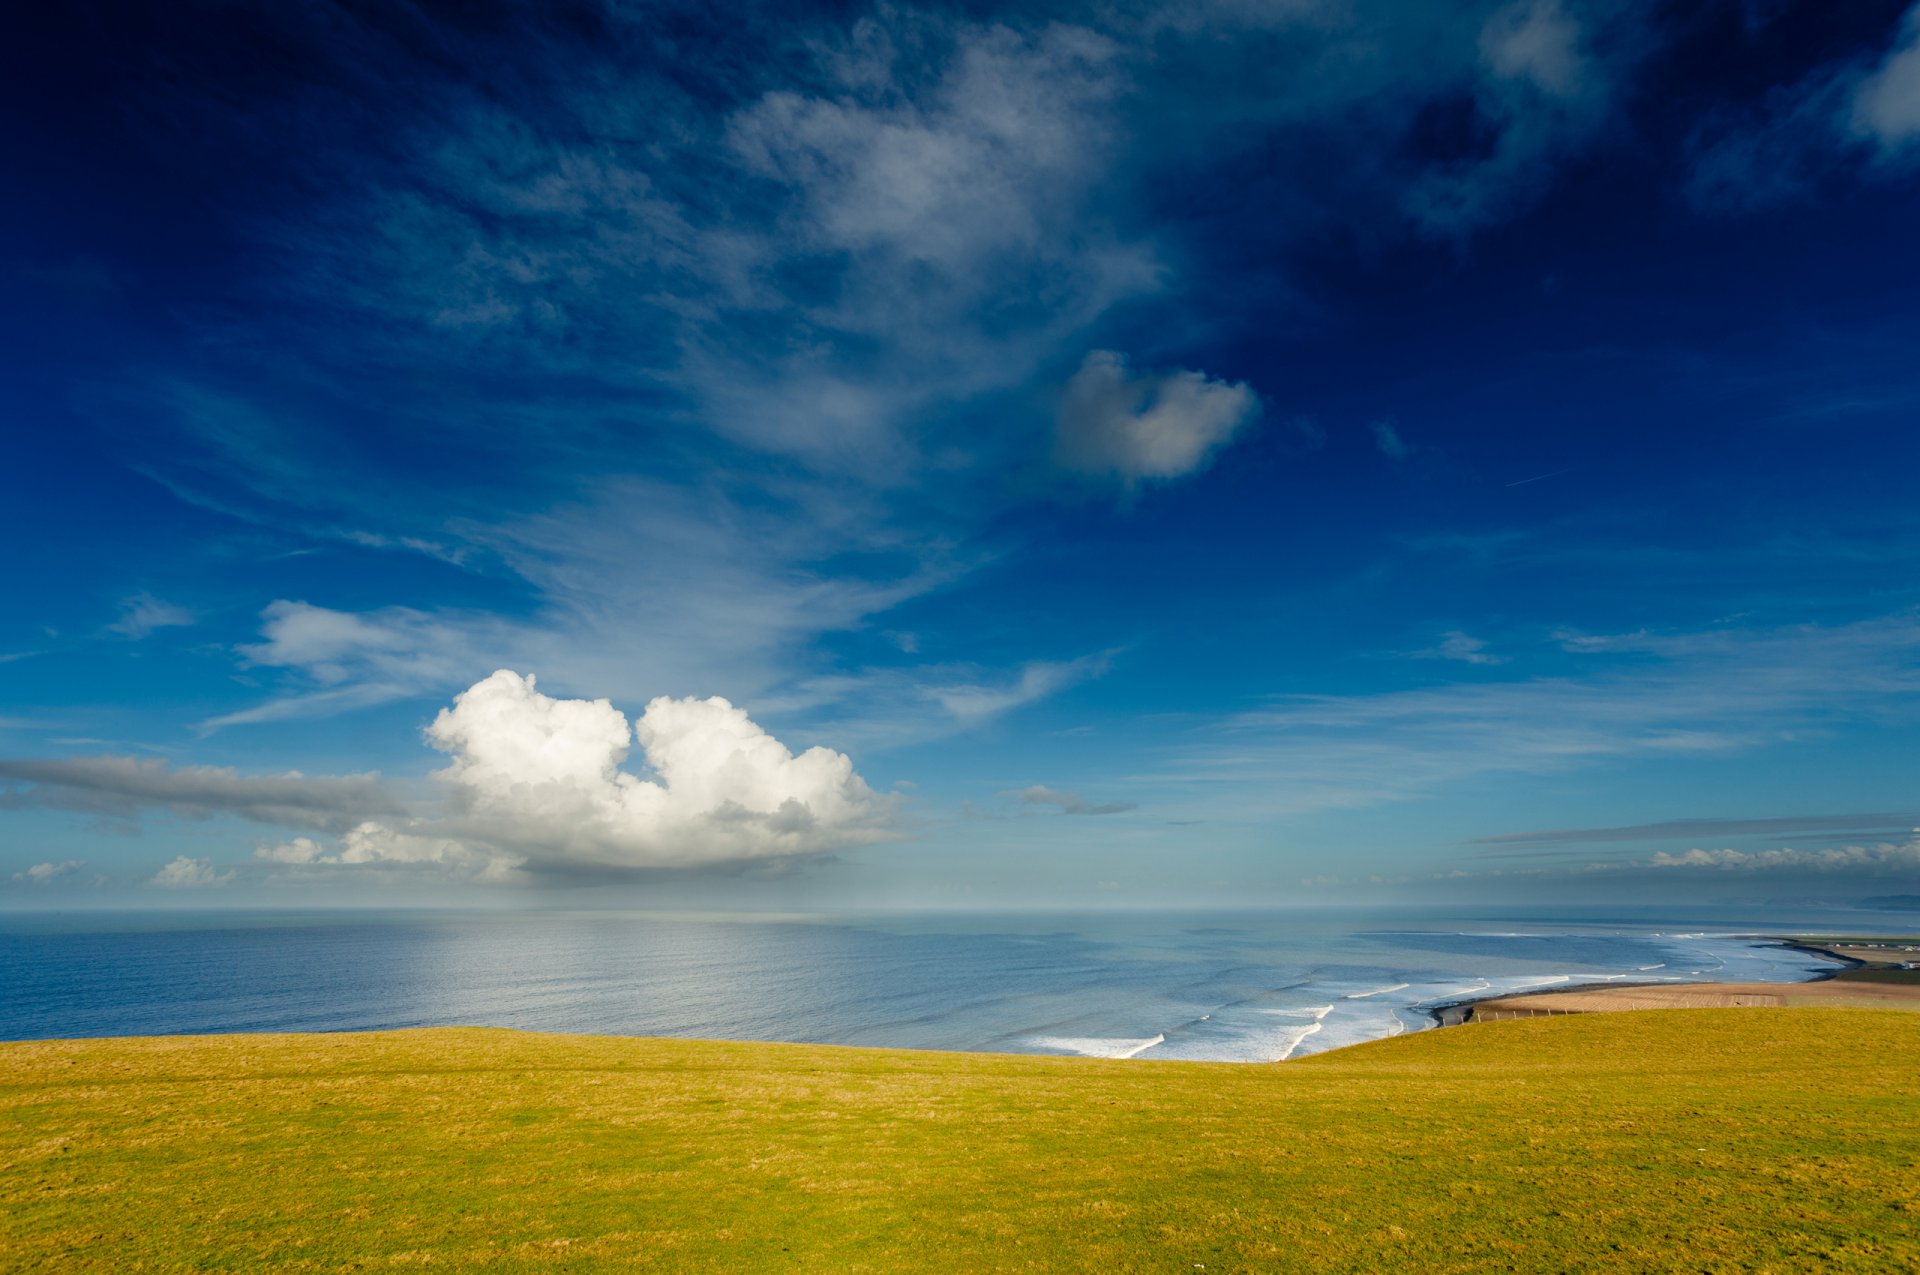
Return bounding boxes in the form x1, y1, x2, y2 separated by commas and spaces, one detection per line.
1424, 936, 1864, 1028
1420, 937, 1920, 1029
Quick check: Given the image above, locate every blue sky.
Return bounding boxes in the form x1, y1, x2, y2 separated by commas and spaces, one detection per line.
4, 0, 1920, 907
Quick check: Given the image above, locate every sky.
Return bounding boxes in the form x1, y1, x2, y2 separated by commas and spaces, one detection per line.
4, 0, 1920, 910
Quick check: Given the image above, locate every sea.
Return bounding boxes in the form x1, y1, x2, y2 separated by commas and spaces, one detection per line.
0, 905, 1899, 1061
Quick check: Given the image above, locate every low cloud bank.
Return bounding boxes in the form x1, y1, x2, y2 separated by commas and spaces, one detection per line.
1646, 840, 1920, 873
1005, 784, 1136, 816
4, 670, 898, 886
0, 756, 394, 830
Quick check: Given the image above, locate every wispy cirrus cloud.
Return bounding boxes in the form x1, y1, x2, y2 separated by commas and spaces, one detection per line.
110, 1, 1663, 749
1003, 784, 1137, 816
108, 593, 194, 640
200, 475, 978, 734
1851, 3, 1920, 152
748, 649, 1120, 751
1166, 612, 1920, 815
1413, 631, 1505, 666
925, 653, 1117, 728
1469, 811, 1920, 849
149, 0, 1659, 496
1688, 1, 1920, 211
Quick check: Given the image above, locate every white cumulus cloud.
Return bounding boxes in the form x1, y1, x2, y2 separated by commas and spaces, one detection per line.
337, 669, 899, 876
256, 822, 518, 882
1055, 350, 1258, 484
11, 859, 85, 884
151, 856, 235, 888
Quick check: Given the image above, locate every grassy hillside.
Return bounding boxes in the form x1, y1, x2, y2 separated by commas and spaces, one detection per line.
4, 1010, 1918, 1272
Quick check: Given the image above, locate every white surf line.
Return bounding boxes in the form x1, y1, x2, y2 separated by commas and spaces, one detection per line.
1113, 1034, 1166, 1059
1277, 1022, 1324, 1061
1029, 1034, 1166, 1059
1343, 983, 1411, 999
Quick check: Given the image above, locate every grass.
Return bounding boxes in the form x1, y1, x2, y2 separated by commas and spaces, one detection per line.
1834, 968, 1920, 985
3, 1010, 1918, 1271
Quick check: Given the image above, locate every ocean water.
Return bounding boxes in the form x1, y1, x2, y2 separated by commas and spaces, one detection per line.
0, 907, 1872, 1061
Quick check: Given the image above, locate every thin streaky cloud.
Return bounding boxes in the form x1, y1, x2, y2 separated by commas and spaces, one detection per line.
1469, 812, 1920, 849
1503, 467, 1573, 487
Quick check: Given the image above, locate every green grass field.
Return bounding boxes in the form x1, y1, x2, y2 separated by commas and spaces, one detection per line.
4, 1010, 1918, 1272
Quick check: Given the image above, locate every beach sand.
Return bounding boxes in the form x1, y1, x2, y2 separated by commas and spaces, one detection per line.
1456, 978, 1920, 1021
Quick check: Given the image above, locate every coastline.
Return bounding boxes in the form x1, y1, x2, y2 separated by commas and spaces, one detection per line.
1425, 936, 1919, 1027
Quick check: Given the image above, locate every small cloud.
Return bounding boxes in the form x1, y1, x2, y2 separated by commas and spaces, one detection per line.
254, 837, 326, 864
1416, 631, 1506, 666
1480, 0, 1586, 99
1371, 421, 1414, 461
884, 630, 920, 654
926, 653, 1113, 726
1003, 784, 1137, 816
1055, 350, 1259, 485
11, 859, 85, 884
151, 856, 234, 888
109, 593, 195, 639
1852, 6, 1920, 152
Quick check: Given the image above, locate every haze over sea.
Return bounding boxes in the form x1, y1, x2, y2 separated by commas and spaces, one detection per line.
6, 905, 1897, 1062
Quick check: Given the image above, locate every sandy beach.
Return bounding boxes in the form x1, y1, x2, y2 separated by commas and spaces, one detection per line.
1436, 937, 1920, 1024
1461, 978, 1920, 1020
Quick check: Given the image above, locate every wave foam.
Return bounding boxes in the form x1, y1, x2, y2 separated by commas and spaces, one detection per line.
1277, 1022, 1322, 1060
1028, 1034, 1166, 1059
1344, 983, 1410, 999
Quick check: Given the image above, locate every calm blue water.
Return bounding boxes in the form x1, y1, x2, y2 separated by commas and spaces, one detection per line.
0, 907, 1874, 1061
